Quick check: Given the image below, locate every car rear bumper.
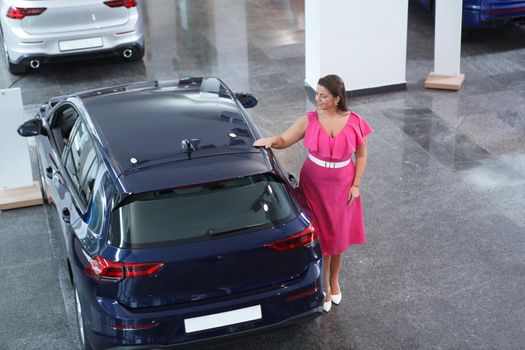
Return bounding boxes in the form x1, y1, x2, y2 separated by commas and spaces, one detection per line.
463, 2, 525, 28
4, 17, 143, 63
82, 261, 322, 349
106, 307, 322, 350
14, 41, 144, 66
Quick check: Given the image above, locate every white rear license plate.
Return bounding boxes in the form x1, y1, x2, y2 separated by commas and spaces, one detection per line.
59, 37, 103, 52
184, 305, 262, 333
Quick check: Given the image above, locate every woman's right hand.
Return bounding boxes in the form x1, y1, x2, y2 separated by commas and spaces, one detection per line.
253, 115, 308, 150
253, 137, 276, 149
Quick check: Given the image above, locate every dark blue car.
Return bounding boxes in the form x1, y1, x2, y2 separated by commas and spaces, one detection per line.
17, 77, 323, 350
417, 0, 525, 28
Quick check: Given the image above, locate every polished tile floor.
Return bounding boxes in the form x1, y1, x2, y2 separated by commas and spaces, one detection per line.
1, 1, 524, 349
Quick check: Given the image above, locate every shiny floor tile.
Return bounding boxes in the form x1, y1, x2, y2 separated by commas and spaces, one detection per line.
1, 1, 524, 349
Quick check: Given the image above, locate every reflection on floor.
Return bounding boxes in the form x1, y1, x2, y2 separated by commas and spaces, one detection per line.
0, 0, 524, 349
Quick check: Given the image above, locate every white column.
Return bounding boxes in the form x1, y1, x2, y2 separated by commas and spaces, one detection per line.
305, 0, 409, 93
212, 0, 249, 90
0, 88, 33, 189
425, 0, 465, 90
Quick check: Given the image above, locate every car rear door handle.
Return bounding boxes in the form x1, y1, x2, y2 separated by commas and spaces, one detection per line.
288, 173, 299, 188
45, 166, 53, 179
62, 208, 71, 223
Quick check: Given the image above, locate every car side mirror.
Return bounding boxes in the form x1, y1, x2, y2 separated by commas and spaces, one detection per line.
17, 118, 43, 137
235, 92, 258, 109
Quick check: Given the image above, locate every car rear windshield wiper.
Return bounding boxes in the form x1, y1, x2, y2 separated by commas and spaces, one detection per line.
207, 223, 266, 237
120, 146, 259, 176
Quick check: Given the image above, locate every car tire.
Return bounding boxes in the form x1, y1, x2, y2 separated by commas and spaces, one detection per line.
131, 48, 146, 61
36, 154, 50, 205
1, 31, 28, 75
8, 61, 28, 75
74, 286, 94, 350
461, 28, 472, 40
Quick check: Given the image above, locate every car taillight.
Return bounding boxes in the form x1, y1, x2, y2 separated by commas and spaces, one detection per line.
112, 322, 158, 330
6, 6, 46, 20
286, 287, 318, 301
265, 224, 315, 252
85, 255, 165, 282
104, 0, 137, 8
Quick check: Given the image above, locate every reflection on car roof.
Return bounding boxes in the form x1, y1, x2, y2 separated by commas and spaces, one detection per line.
80, 78, 258, 177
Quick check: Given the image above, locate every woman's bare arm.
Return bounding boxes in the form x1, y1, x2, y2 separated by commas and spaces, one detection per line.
253, 115, 308, 149
348, 138, 368, 203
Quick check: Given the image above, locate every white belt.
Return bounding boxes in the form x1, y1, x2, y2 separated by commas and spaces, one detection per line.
308, 154, 351, 168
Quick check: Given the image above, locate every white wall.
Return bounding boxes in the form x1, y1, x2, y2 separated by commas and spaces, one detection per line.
305, 0, 321, 90
305, 0, 409, 92
0, 88, 33, 189
212, 0, 249, 89
434, 0, 463, 75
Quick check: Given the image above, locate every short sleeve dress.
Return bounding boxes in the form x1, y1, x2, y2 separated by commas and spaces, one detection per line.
299, 111, 373, 256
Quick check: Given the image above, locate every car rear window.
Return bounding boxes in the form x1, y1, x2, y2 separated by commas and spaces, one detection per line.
108, 174, 299, 248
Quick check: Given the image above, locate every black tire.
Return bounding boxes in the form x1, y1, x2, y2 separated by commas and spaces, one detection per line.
132, 47, 145, 61
36, 154, 50, 205
74, 286, 94, 350
8, 61, 28, 75
430, 0, 436, 25
461, 28, 472, 40
1, 30, 28, 75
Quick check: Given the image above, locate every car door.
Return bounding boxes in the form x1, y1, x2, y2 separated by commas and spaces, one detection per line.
36, 103, 80, 249
38, 103, 79, 205
60, 117, 100, 253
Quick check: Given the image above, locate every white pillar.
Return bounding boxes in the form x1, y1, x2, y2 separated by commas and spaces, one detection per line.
0, 88, 43, 210
0, 88, 33, 189
305, 0, 409, 94
425, 0, 465, 90
212, 0, 249, 90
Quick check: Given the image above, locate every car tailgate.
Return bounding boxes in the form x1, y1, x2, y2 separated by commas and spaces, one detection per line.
115, 221, 315, 309
20, 0, 130, 35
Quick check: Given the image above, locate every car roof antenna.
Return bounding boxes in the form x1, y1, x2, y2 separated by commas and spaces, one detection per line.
181, 138, 200, 159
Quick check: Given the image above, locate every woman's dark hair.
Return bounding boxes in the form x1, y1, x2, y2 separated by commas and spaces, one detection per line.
317, 74, 349, 112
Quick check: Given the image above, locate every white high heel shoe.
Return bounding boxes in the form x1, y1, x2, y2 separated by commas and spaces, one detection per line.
323, 300, 332, 312
331, 292, 342, 305
322, 292, 332, 312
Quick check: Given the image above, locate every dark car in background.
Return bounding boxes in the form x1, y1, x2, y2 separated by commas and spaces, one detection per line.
417, 0, 525, 28
18, 77, 323, 349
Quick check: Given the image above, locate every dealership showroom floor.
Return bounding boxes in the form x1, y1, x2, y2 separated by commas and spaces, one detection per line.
1, 1, 525, 349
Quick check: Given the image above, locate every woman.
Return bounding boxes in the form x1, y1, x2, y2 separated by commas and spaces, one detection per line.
253, 74, 372, 313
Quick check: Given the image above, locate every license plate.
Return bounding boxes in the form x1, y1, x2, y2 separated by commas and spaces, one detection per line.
184, 305, 262, 333
59, 37, 103, 52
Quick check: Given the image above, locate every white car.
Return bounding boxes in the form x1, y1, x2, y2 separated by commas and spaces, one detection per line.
0, 0, 144, 75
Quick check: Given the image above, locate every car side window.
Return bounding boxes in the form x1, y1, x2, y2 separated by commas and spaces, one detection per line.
64, 149, 80, 191
80, 157, 99, 205
64, 120, 99, 206
88, 172, 111, 235
50, 105, 79, 155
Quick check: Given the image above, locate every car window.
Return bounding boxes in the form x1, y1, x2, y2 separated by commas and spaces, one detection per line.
87, 172, 111, 235
108, 174, 299, 248
50, 105, 79, 155
63, 120, 98, 205
80, 156, 99, 205
64, 149, 80, 191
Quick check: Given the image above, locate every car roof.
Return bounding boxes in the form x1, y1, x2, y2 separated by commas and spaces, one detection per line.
77, 77, 271, 193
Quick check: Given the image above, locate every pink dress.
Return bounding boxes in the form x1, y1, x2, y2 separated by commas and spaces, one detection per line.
300, 111, 373, 256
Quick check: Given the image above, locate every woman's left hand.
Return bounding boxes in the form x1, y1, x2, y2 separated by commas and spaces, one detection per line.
348, 185, 360, 204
